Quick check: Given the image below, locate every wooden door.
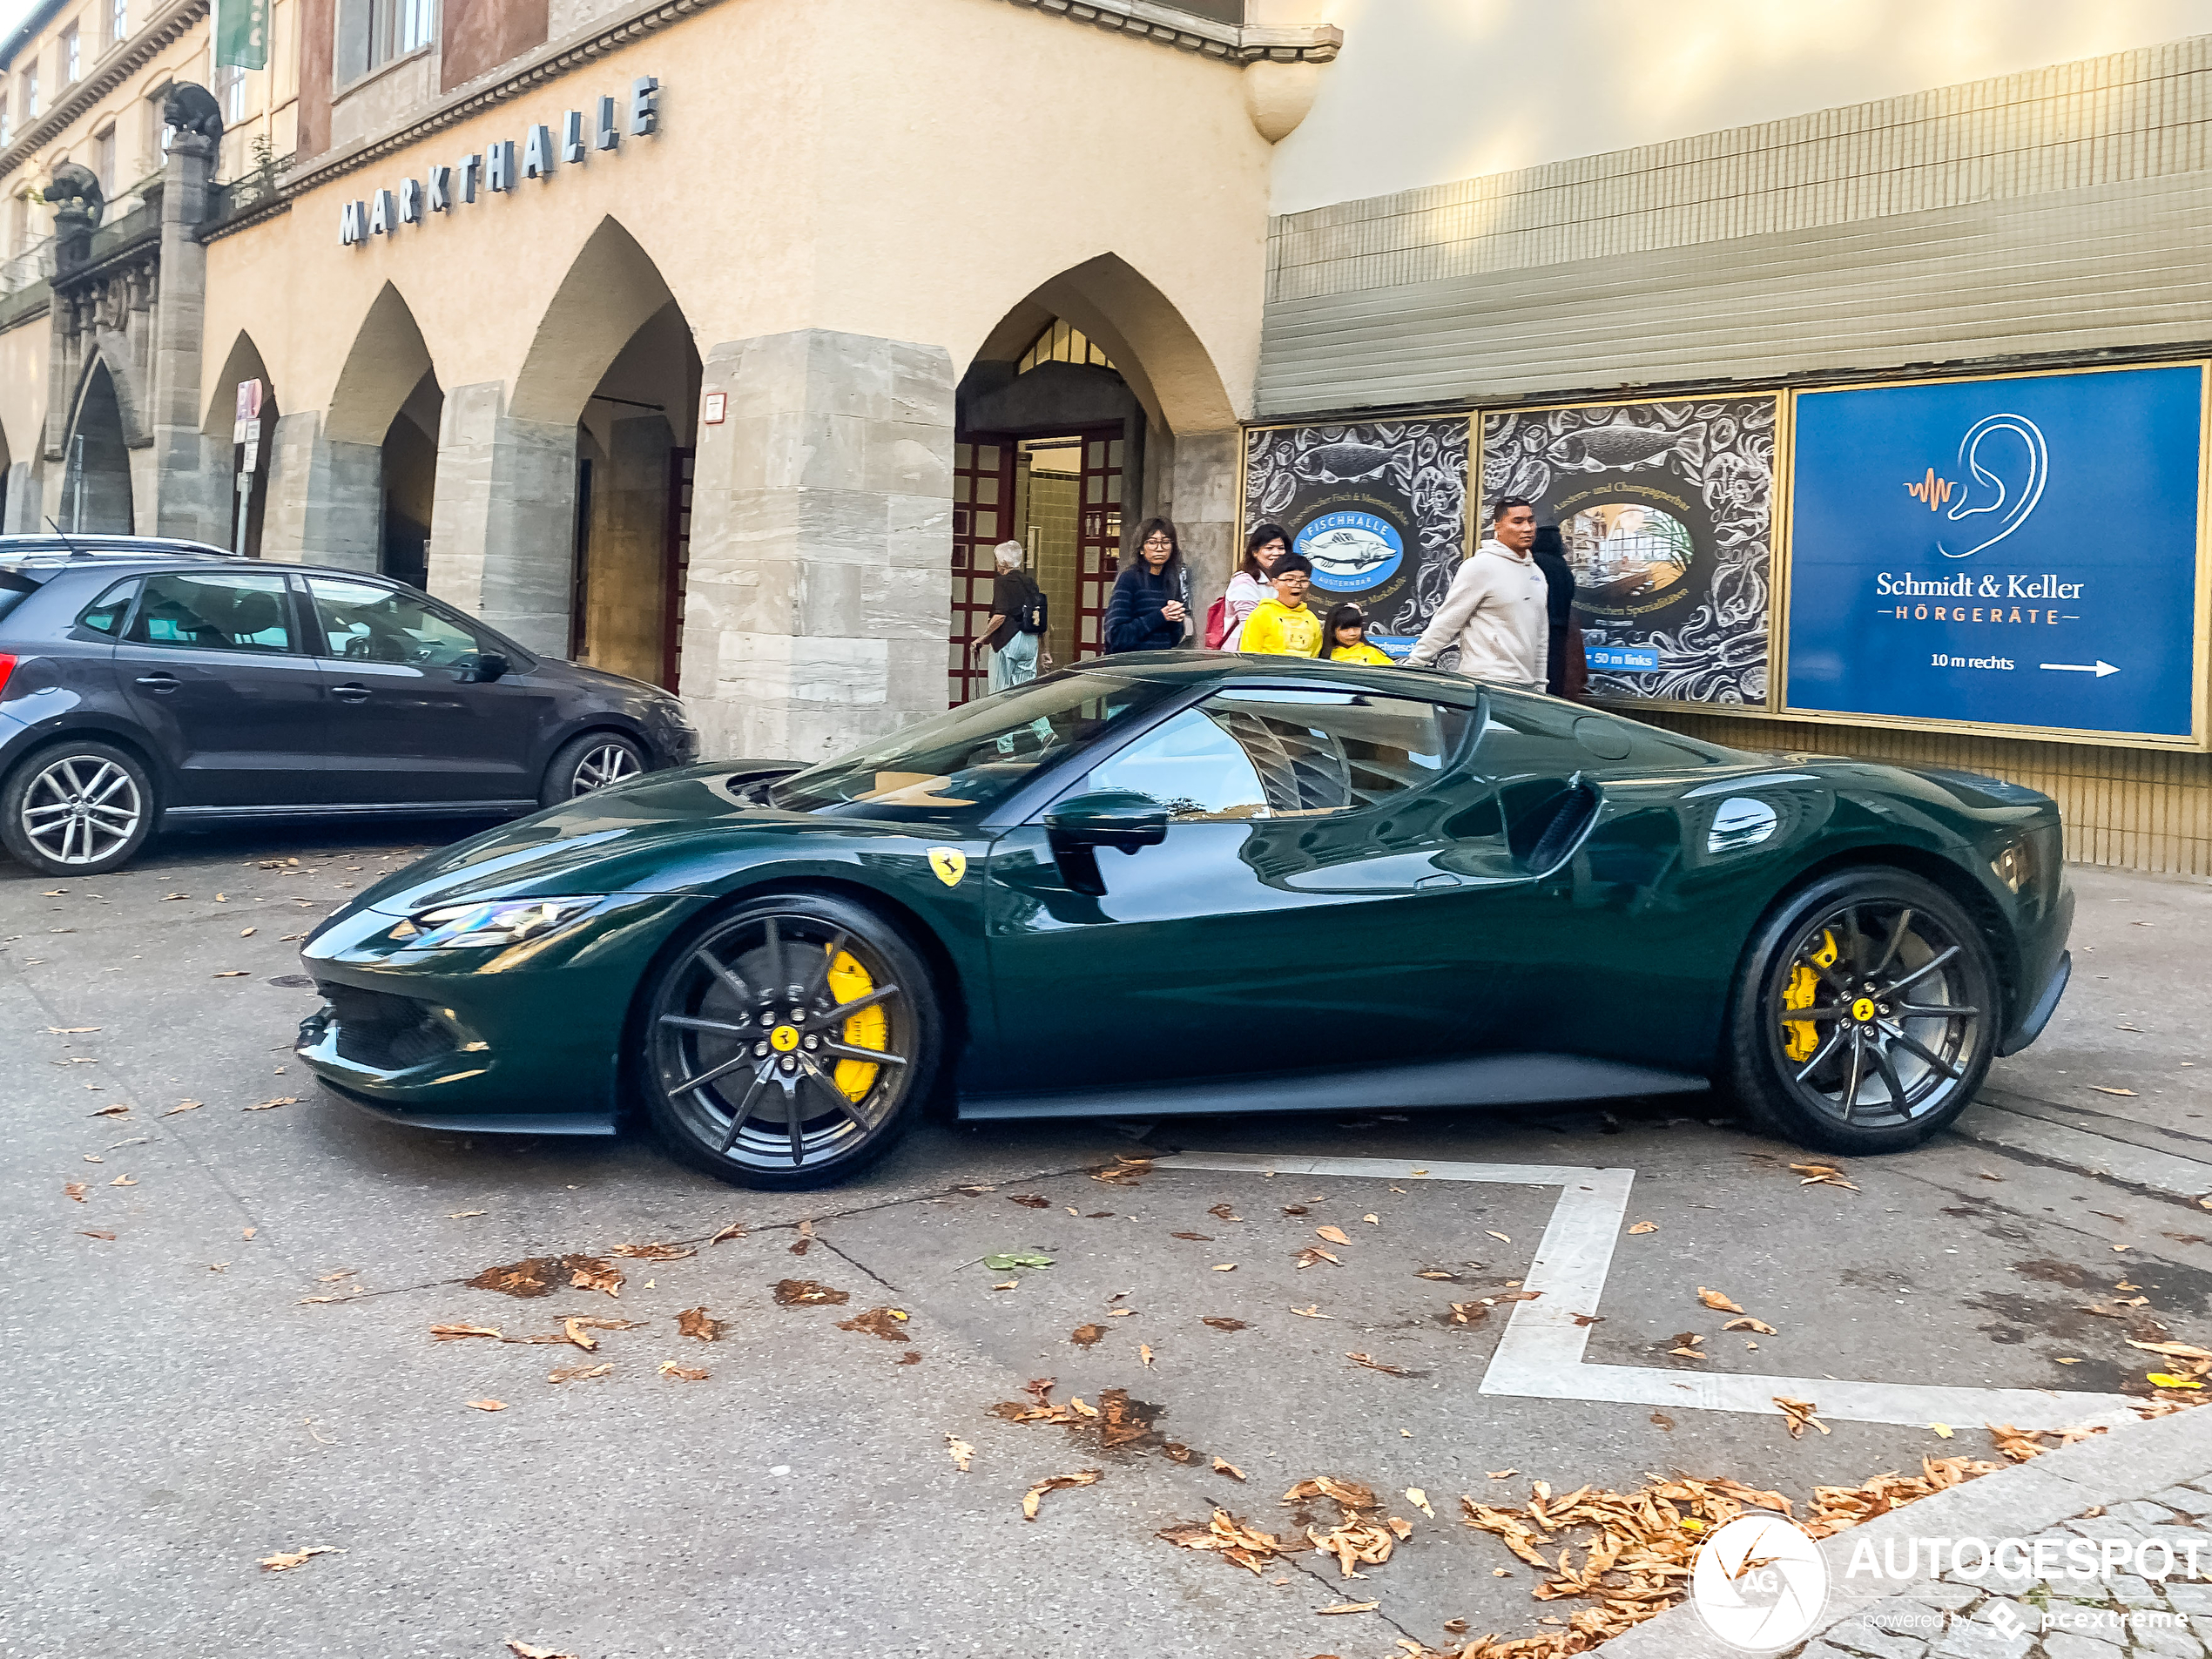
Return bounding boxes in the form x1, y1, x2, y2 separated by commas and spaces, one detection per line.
659, 447, 694, 692
1075, 428, 1125, 661
951, 435, 1016, 705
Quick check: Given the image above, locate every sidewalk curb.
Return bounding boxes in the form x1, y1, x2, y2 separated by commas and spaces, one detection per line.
1952, 1093, 2212, 1205
1600, 1405, 2212, 1658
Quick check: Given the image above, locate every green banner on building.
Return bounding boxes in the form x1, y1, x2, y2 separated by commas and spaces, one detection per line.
214, 0, 268, 71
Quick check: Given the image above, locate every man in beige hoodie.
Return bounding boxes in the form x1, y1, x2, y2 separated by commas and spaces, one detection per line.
1403, 497, 1550, 690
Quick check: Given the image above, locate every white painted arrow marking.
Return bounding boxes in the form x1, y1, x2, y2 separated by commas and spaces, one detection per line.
1156, 1151, 2137, 1431
2040, 660, 2119, 677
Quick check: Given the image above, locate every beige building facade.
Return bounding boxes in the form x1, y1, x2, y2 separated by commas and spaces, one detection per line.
0, 0, 2208, 873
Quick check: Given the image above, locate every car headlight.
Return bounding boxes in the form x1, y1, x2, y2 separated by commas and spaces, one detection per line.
652, 698, 694, 729
1990, 836, 2037, 894
389, 896, 606, 948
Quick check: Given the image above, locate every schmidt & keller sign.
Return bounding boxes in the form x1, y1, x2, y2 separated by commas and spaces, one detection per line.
340, 76, 659, 245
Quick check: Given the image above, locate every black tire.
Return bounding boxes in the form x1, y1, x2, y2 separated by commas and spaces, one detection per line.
541, 731, 647, 807
1720, 868, 1997, 1154
1, 739, 156, 876
638, 892, 941, 1190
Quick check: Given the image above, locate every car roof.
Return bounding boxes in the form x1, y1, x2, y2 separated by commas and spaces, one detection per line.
1070, 649, 1494, 705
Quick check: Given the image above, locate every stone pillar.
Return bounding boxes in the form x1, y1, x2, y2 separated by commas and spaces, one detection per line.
679, 328, 954, 764
149, 127, 225, 543
258, 409, 380, 570
426, 381, 577, 657
2, 461, 35, 531
1170, 428, 1240, 619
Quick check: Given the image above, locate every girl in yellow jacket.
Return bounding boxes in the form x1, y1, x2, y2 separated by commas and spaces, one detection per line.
1321, 602, 1393, 665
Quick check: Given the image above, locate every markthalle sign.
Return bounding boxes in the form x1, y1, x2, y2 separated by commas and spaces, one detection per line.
340, 78, 660, 245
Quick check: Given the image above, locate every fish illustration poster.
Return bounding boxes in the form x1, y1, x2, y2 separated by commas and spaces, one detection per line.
1481, 397, 1779, 705
1242, 420, 1470, 650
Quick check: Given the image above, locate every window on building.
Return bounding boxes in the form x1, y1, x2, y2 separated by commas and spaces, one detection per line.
110, 0, 126, 47
93, 123, 114, 195
1, 92, 11, 145
21, 64, 39, 120
346, 0, 435, 77
61, 24, 79, 84
1018, 319, 1116, 374
10, 192, 29, 257
215, 63, 245, 124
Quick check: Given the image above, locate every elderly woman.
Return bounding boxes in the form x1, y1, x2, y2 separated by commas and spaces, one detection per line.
974, 539, 1045, 692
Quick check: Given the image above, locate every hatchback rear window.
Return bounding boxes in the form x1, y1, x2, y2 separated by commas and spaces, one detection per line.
0, 571, 35, 627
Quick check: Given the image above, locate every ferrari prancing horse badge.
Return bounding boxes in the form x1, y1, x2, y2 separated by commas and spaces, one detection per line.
927, 847, 966, 887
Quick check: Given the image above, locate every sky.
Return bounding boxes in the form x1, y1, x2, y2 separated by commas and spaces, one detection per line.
1271, 0, 2212, 213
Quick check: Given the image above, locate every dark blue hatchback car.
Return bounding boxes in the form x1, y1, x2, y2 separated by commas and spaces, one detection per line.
0, 537, 699, 875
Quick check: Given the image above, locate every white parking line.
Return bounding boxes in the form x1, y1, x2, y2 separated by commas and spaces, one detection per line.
1157, 1151, 2137, 1432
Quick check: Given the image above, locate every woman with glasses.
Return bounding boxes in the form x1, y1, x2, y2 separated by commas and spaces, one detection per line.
1102, 516, 1192, 655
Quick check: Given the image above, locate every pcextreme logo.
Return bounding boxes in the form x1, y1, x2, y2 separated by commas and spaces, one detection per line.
1690, 1513, 1829, 1651
1900, 413, 2048, 559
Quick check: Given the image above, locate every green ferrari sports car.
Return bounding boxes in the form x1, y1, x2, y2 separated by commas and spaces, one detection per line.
296, 653, 2073, 1189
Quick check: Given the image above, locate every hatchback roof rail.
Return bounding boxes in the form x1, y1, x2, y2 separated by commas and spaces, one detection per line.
0, 534, 240, 559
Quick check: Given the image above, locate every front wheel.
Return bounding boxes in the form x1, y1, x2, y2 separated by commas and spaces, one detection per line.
638, 893, 941, 1189
1, 740, 156, 875
1721, 869, 1997, 1154
541, 731, 646, 806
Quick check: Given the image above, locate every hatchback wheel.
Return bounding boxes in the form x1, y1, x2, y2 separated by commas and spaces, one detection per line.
542, 732, 645, 806
639, 893, 941, 1189
1723, 869, 1996, 1153
1, 741, 155, 875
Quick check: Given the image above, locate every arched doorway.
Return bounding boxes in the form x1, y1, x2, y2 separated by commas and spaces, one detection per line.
314, 282, 438, 575
203, 332, 282, 557
64, 359, 134, 533
512, 218, 698, 683
957, 256, 1239, 705
380, 372, 442, 590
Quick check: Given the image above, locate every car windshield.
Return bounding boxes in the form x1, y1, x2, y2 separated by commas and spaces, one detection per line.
770, 671, 1175, 823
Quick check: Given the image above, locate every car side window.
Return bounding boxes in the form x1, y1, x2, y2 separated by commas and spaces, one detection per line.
1089, 689, 1470, 822
126, 571, 295, 653
306, 577, 484, 667
77, 578, 137, 635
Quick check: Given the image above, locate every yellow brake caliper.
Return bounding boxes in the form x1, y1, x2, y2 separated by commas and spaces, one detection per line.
1781, 930, 1838, 1062
825, 947, 886, 1103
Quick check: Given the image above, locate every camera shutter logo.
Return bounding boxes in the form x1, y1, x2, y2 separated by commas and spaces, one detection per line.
1690, 1513, 1828, 1651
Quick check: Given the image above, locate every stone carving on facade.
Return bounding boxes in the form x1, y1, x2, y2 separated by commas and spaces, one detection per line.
44, 161, 106, 231
161, 81, 225, 143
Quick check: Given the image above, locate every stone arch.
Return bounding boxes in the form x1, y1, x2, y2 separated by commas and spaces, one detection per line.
63, 357, 135, 532
326, 282, 435, 445
203, 332, 280, 556
509, 217, 680, 427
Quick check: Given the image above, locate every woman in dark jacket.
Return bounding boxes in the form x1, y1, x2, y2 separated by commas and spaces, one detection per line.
1103, 516, 1190, 654
1530, 523, 1587, 697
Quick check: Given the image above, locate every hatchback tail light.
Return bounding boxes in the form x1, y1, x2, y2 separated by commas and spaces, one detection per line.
0, 652, 16, 698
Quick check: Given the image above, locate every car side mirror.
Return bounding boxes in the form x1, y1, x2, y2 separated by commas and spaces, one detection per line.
1045, 789, 1169, 853
470, 651, 510, 684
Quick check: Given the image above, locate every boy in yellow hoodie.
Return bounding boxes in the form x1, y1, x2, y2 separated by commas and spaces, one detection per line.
1238, 551, 1323, 657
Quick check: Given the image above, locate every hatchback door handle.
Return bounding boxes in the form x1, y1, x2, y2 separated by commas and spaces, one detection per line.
330, 684, 372, 703
134, 673, 179, 692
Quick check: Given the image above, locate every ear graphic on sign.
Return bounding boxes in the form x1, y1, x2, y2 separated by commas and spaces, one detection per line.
1938, 414, 2047, 559
927, 848, 966, 887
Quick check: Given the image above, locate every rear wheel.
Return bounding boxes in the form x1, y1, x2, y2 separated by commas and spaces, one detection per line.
542, 731, 646, 806
1, 740, 155, 876
1722, 869, 1996, 1153
639, 893, 940, 1189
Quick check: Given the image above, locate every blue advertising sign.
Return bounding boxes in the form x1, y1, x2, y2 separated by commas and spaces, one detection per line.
1295, 509, 1406, 594
1786, 365, 2205, 742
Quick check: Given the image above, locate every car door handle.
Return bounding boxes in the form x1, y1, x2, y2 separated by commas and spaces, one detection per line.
134, 673, 179, 692
1415, 873, 1464, 891
330, 684, 372, 703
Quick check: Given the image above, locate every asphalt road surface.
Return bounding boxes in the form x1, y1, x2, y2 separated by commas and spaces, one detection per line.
6, 819, 2208, 1659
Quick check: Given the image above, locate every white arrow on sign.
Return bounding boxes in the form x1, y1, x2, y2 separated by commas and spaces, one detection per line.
2040, 660, 2119, 677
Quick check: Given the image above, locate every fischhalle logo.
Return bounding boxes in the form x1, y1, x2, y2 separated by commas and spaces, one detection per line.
1690, 1513, 1829, 1650
1901, 412, 2048, 559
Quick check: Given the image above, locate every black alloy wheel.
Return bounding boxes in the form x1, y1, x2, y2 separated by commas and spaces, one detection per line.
1724, 869, 1996, 1153
542, 731, 647, 807
639, 893, 940, 1189
1, 740, 156, 876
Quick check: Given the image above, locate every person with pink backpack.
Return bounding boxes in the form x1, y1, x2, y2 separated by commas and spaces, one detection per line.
1206, 522, 1291, 650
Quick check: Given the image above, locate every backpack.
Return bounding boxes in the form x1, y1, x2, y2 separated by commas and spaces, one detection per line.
1017, 580, 1049, 636
1204, 595, 1231, 651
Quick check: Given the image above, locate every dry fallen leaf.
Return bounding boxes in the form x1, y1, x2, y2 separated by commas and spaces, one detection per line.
162, 1100, 202, 1116
546, 1363, 612, 1385
1487, 1468, 1519, 1479
109, 1174, 137, 1187
1315, 1224, 1351, 1245
2091, 1086, 2139, 1096
447, 1210, 486, 1219
1296, 1248, 1339, 1269
504, 1642, 578, 1659
1774, 1395, 1829, 1438
1213, 1456, 1247, 1480
1202, 1317, 1248, 1332
1697, 1286, 1745, 1314
429, 1322, 504, 1341
1208, 1204, 1241, 1222
1346, 1352, 1413, 1377
772, 1278, 848, 1306
1790, 1162, 1862, 1190
1170, 1231, 1214, 1241
1211, 1263, 1237, 1272
1486, 1231, 1511, 1244
708, 1219, 747, 1244
1723, 1316, 1778, 1335
258, 1546, 338, 1573
1008, 1193, 1050, 1208
610, 1241, 696, 1261
1023, 1468, 1102, 1520
212, 970, 250, 978
464, 1399, 507, 1413
946, 1434, 974, 1472
658, 1361, 709, 1381
79, 1230, 116, 1241
244, 1096, 299, 1111
1139, 1343, 1155, 1368
90, 1104, 130, 1117
1069, 1323, 1107, 1347
677, 1305, 727, 1342
1406, 1487, 1434, 1518
1627, 1220, 1657, 1234
1290, 1305, 1332, 1318
64, 1181, 87, 1202
1315, 1601, 1379, 1615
